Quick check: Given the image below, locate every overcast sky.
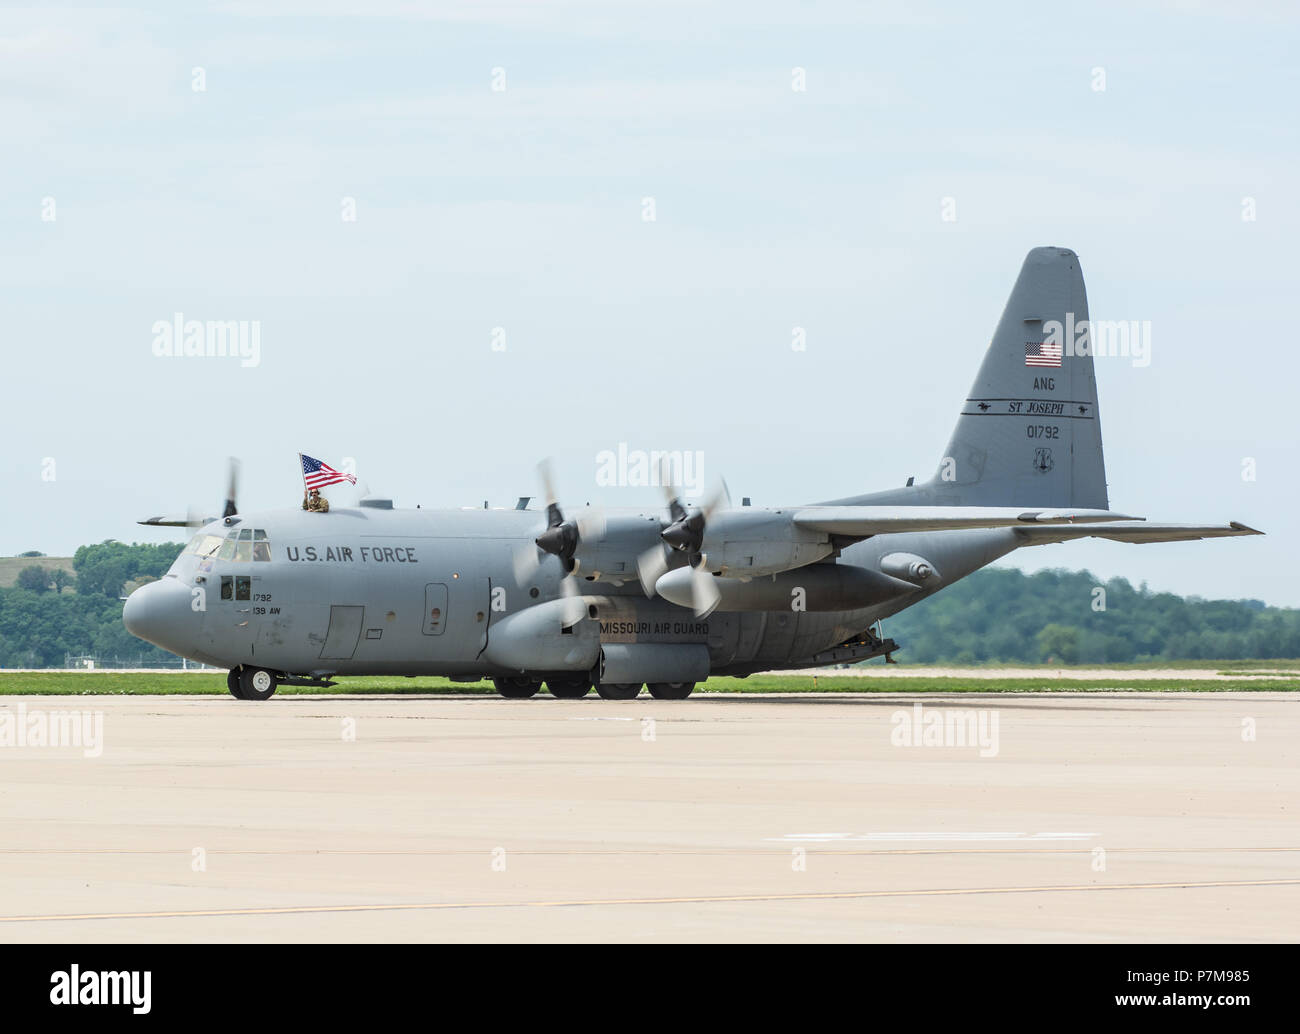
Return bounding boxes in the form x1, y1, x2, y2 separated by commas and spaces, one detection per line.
2, 1, 1296, 604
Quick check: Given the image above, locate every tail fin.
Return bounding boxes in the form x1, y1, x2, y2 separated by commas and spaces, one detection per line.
824, 247, 1109, 510
925, 246, 1107, 508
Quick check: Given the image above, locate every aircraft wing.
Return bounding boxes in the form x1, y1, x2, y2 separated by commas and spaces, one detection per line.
1013, 521, 1263, 545
791, 506, 1141, 537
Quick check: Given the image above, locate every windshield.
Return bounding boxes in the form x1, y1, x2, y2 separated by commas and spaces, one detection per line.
206, 527, 273, 562
183, 532, 224, 559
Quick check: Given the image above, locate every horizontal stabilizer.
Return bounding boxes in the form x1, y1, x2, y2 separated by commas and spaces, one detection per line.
792, 506, 1140, 537
1014, 521, 1263, 545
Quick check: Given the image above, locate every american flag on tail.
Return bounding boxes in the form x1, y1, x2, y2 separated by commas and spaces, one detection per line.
1025, 340, 1063, 368
300, 453, 357, 490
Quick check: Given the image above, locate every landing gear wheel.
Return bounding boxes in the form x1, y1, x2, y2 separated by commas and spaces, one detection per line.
227, 669, 246, 700
546, 677, 592, 699
494, 677, 542, 699
647, 681, 694, 700
238, 667, 278, 701
596, 682, 642, 700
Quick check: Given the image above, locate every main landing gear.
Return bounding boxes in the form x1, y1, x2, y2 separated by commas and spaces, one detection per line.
595, 682, 641, 700
490, 679, 697, 700
647, 682, 695, 700
545, 677, 592, 699
493, 676, 542, 698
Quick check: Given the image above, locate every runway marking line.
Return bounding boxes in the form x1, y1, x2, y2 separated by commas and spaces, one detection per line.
4, 878, 1300, 924
1, 846, 1298, 857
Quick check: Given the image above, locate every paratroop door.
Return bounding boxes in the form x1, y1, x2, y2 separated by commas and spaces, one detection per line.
319, 605, 365, 659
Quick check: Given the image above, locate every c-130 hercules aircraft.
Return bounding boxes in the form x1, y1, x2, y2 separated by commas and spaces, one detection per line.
125, 247, 1259, 700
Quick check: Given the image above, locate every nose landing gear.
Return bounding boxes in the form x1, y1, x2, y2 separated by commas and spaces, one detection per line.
228, 665, 278, 701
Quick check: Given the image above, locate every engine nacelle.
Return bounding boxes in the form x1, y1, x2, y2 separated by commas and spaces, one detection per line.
698, 508, 834, 577
571, 514, 669, 584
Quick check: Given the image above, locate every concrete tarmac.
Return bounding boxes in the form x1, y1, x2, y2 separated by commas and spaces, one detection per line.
0, 692, 1297, 942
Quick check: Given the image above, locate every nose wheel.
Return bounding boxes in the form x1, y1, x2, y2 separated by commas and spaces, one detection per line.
231, 666, 278, 701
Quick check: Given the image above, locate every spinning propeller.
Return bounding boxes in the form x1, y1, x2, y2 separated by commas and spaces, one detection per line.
512, 460, 604, 627
637, 467, 730, 618
139, 457, 241, 528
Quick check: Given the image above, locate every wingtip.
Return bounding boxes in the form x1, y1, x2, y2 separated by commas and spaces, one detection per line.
1229, 521, 1264, 535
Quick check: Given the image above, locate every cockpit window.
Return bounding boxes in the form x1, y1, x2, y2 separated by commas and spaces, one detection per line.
214, 527, 272, 562
184, 532, 224, 558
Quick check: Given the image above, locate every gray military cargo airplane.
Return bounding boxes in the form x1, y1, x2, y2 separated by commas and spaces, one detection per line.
124, 247, 1260, 700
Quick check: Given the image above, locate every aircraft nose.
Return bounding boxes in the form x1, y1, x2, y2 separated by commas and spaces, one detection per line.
123, 578, 196, 653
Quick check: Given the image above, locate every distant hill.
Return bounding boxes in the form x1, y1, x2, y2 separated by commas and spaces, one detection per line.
882, 567, 1299, 664
0, 542, 185, 667
0, 555, 77, 591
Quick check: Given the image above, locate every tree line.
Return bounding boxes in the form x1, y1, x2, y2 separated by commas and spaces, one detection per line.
884, 566, 1300, 664
0, 541, 186, 667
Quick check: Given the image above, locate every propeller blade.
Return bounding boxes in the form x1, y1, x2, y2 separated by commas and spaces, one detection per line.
222, 458, 240, 519
575, 504, 606, 542
138, 513, 211, 528
702, 477, 731, 520
512, 542, 543, 583
538, 458, 556, 502
559, 576, 586, 628
658, 458, 687, 523
691, 564, 721, 618
637, 545, 669, 597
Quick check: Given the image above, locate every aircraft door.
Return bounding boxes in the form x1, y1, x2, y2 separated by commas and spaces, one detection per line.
422, 576, 490, 659
320, 605, 365, 660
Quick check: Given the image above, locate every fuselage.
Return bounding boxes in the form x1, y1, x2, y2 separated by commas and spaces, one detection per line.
123, 501, 1021, 680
